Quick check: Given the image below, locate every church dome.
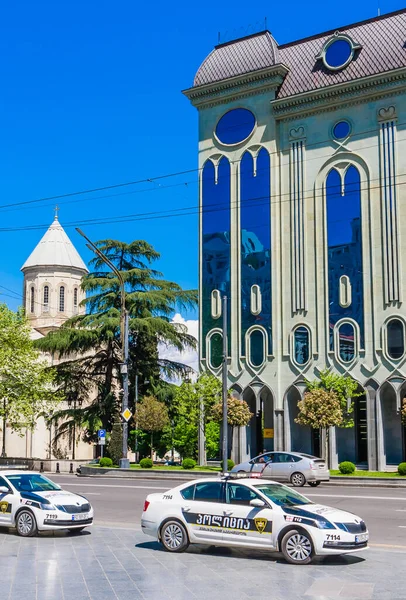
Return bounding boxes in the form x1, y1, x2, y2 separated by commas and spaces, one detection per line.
194, 31, 280, 87
21, 216, 88, 273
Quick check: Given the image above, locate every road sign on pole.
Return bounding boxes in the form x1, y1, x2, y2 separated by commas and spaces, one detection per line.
98, 429, 106, 439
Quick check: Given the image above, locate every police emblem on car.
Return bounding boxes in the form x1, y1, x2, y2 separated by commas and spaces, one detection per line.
141, 474, 369, 565
0, 470, 94, 537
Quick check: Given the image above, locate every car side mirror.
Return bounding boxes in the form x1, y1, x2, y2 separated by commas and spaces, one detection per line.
250, 498, 265, 508
0, 486, 10, 494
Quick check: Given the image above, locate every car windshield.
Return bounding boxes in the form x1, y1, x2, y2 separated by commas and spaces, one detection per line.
7, 474, 61, 492
254, 483, 313, 507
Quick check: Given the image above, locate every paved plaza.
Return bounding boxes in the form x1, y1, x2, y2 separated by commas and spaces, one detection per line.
1, 525, 405, 600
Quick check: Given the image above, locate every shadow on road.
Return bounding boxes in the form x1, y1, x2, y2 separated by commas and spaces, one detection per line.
135, 541, 366, 566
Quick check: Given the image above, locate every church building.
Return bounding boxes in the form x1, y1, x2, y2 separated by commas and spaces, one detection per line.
2, 214, 93, 461
184, 10, 406, 469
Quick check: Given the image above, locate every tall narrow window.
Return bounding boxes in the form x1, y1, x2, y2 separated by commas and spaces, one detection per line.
73, 288, 78, 313
387, 319, 405, 359
202, 157, 231, 358
59, 286, 65, 312
43, 286, 49, 312
294, 326, 310, 365
326, 166, 363, 350
240, 148, 271, 356
30, 286, 35, 313
338, 322, 355, 362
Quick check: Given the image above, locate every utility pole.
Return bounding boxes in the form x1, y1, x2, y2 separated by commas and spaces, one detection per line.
222, 295, 228, 473
76, 228, 130, 469
134, 374, 139, 463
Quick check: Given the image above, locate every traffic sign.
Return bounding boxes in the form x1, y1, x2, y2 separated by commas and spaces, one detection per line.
98, 437, 106, 445
98, 429, 106, 438
122, 408, 132, 422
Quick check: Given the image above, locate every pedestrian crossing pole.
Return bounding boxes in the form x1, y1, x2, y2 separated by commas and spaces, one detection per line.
222, 295, 228, 474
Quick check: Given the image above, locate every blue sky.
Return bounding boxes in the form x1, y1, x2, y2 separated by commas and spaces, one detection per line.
0, 0, 403, 318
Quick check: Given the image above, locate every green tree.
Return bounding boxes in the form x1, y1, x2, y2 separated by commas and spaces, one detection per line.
0, 304, 60, 456
401, 398, 406, 426
171, 373, 222, 461
107, 422, 123, 465
137, 396, 170, 459
36, 238, 197, 445
306, 369, 361, 426
295, 388, 343, 464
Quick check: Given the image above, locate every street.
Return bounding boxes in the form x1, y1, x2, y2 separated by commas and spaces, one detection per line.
52, 474, 406, 548
1, 474, 406, 600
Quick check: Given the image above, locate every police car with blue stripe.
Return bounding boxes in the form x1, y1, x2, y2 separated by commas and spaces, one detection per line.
0, 471, 93, 536
141, 474, 368, 564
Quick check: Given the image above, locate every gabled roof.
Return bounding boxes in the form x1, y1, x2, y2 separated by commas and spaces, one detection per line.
191, 9, 406, 99
21, 217, 88, 273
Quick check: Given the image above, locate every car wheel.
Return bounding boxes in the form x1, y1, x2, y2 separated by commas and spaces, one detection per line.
281, 529, 314, 565
69, 527, 86, 534
308, 481, 321, 487
16, 510, 38, 537
291, 472, 306, 487
160, 520, 189, 553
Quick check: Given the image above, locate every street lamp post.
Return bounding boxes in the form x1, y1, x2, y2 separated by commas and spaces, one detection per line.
67, 397, 83, 460
76, 228, 130, 469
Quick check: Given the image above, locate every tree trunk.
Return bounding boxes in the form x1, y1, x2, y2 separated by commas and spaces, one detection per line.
323, 427, 329, 467
150, 431, 153, 460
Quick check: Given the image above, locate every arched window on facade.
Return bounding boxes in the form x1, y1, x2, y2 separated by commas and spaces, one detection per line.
208, 332, 223, 369
43, 285, 49, 312
293, 326, 310, 365
30, 286, 35, 313
59, 286, 65, 312
387, 319, 405, 359
338, 322, 355, 362
73, 288, 78, 313
249, 329, 265, 368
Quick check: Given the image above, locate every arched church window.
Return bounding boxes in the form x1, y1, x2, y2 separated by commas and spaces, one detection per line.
293, 326, 310, 365
59, 286, 65, 312
30, 286, 35, 313
73, 288, 78, 313
387, 319, 405, 359
43, 286, 49, 312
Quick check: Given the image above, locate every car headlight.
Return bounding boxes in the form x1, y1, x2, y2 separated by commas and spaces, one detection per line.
316, 519, 335, 529
40, 503, 56, 510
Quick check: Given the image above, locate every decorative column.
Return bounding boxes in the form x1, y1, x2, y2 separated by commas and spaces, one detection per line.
378, 106, 400, 305
289, 127, 306, 314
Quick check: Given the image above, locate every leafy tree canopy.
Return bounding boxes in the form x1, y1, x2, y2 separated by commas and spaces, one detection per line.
0, 304, 60, 433
306, 369, 362, 427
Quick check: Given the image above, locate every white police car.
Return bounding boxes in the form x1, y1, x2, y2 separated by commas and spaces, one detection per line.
141, 475, 368, 564
0, 470, 93, 536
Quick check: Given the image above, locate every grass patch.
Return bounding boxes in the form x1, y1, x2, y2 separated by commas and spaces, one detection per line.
331, 470, 406, 478
129, 464, 221, 472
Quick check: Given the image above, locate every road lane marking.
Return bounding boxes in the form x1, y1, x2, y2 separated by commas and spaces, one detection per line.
306, 493, 406, 501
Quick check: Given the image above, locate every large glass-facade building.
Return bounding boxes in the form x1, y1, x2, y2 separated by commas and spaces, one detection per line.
184, 10, 406, 469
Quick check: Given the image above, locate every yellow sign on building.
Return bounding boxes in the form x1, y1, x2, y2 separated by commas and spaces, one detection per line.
263, 428, 274, 439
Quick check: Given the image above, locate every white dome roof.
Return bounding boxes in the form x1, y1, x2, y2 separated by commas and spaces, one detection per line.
21, 217, 88, 273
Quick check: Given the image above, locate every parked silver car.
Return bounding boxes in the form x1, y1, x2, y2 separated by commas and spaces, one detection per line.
231, 451, 329, 487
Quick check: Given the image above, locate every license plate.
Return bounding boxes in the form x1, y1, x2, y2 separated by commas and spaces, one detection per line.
71, 513, 88, 522
355, 533, 368, 543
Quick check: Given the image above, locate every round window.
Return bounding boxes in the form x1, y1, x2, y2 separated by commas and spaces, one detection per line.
215, 108, 255, 145
324, 38, 353, 70
333, 120, 351, 140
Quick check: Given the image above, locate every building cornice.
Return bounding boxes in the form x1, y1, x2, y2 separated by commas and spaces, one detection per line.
272, 67, 406, 119
182, 65, 289, 109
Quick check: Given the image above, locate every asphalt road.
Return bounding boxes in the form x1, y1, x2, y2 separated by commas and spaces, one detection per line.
50, 474, 406, 549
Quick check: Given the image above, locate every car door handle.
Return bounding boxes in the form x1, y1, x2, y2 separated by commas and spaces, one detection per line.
223, 510, 233, 516
182, 506, 191, 512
